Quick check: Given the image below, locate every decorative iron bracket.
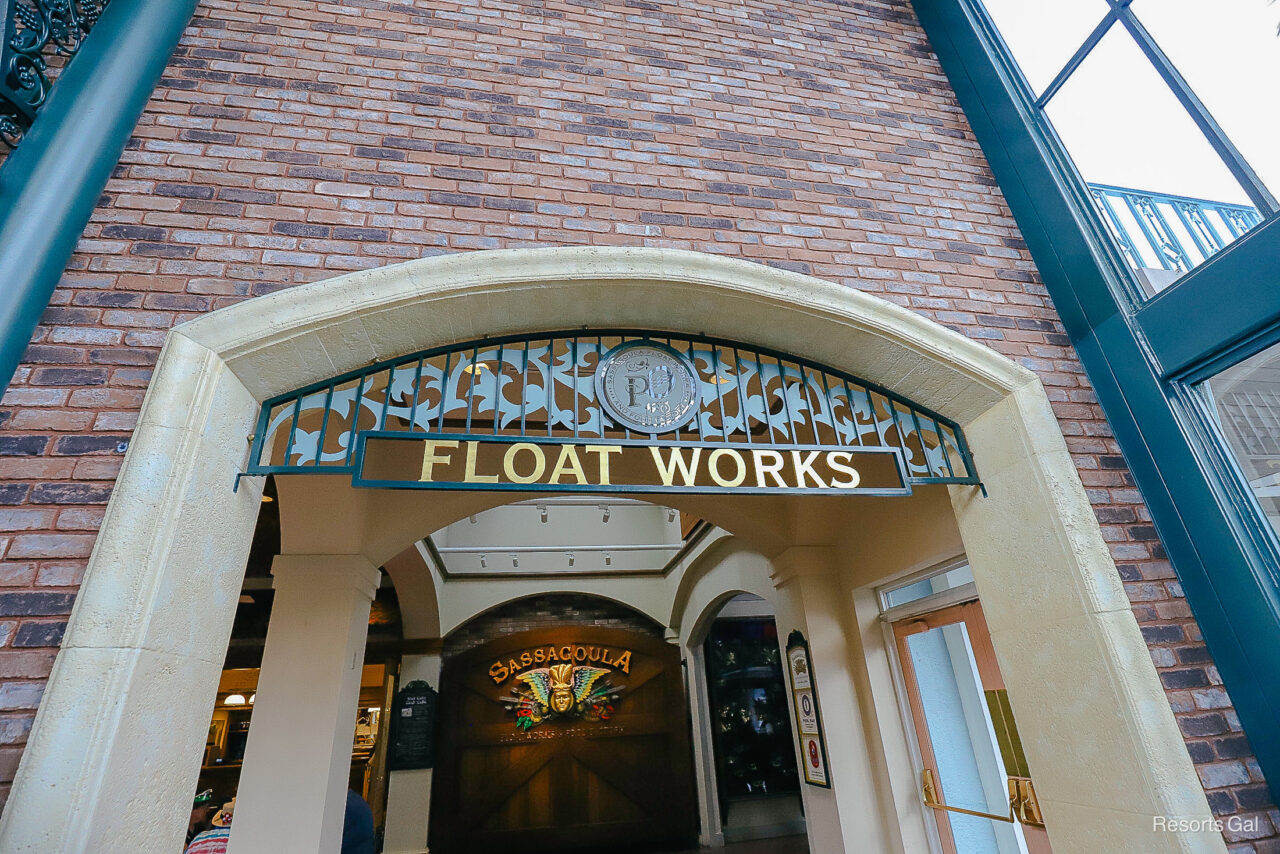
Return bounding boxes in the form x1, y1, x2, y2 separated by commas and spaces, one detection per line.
0, 0, 108, 149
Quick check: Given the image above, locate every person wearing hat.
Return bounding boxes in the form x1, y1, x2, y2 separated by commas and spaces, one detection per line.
184, 798, 234, 854
186, 789, 218, 848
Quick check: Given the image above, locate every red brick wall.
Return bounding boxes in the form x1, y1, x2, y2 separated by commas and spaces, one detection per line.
0, 0, 1275, 846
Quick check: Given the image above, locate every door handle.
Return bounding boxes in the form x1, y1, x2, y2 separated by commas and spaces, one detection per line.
921, 768, 1015, 823
920, 769, 1045, 828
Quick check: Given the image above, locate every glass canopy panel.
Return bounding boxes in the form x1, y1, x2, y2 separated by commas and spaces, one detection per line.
1132, 0, 1280, 197
1201, 342, 1280, 545
975, 0, 1109, 95
1043, 27, 1256, 295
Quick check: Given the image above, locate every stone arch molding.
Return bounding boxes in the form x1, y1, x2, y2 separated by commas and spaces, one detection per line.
0, 247, 1225, 853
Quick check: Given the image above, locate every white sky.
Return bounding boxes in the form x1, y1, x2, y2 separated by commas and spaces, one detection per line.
979, 0, 1280, 206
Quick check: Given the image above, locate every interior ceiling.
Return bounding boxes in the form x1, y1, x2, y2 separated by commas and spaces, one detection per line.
425, 497, 690, 577
270, 472, 962, 571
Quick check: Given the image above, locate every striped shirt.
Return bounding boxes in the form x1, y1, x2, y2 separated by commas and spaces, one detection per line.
185, 827, 231, 854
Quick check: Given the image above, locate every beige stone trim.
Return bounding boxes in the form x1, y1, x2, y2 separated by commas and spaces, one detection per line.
0, 248, 1223, 853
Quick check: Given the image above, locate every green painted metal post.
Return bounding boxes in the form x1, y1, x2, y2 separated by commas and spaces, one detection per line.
0, 0, 201, 393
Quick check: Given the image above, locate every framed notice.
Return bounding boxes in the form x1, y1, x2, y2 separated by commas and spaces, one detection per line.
786, 630, 831, 788
388, 680, 438, 771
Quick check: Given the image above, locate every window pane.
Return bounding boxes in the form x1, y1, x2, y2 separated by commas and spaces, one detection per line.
1133, 0, 1280, 196
883, 564, 974, 609
976, 0, 1109, 94
1202, 343, 1280, 542
1043, 27, 1258, 295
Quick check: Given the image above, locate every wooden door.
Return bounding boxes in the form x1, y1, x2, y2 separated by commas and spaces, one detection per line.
429, 627, 698, 854
893, 601, 1052, 854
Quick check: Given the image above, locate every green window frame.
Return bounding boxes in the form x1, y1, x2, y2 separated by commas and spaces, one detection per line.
911, 0, 1280, 788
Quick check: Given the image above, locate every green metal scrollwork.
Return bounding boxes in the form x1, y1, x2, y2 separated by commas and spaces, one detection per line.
1, 0, 108, 149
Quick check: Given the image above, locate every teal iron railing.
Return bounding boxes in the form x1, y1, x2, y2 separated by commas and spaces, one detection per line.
1088, 183, 1263, 280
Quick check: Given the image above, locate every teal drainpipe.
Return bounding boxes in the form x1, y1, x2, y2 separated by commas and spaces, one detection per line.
0, 0, 201, 393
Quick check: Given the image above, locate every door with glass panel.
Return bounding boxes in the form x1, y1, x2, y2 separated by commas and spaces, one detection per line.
892, 601, 1051, 854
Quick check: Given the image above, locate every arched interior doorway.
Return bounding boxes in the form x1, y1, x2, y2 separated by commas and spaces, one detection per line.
0, 247, 1225, 854
429, 594, 694, 854
688, 592, 805, 846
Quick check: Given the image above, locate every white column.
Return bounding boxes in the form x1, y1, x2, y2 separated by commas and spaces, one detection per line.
771, 547, 893, 854
685, 643, 726, 848
228, 555, 381, 854
382, 650, 442, 854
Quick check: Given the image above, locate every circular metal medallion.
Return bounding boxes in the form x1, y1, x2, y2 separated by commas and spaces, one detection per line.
595, 341, 700, 434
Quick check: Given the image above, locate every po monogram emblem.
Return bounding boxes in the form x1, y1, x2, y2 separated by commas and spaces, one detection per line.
596, 342, 699, 434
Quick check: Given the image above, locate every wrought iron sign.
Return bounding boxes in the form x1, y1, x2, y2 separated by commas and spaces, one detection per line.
246, 331, 980, 495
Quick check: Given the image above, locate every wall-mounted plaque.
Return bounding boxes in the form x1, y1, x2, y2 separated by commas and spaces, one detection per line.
786, 630, 831, 788
595, 341, 700, 434
387, 680, 438, 771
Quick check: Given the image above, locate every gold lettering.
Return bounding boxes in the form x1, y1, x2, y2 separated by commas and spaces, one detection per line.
752, 449, 787, 487
583, 444, 623, 485
613, 650, 632, 674
588, 646, 602, 662
463, 440, 499, 483
827, 451, 861, 488
508, 658, 520, 676
790, 450, 827, 488
574, 646, 587, 662
546, 646, 559, 662
650, 446, 702, 486
707, 448, 747, 487
560, 645, 572, 662
419, 440, 459, 482
520, 651, 532, 667
502, 442, 546, 484
489, 661, 509, 683
549, 444, 589, 485
534, 647, 546, 663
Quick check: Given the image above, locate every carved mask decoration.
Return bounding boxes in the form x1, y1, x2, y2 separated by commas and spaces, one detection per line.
549, 664, 575, 713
